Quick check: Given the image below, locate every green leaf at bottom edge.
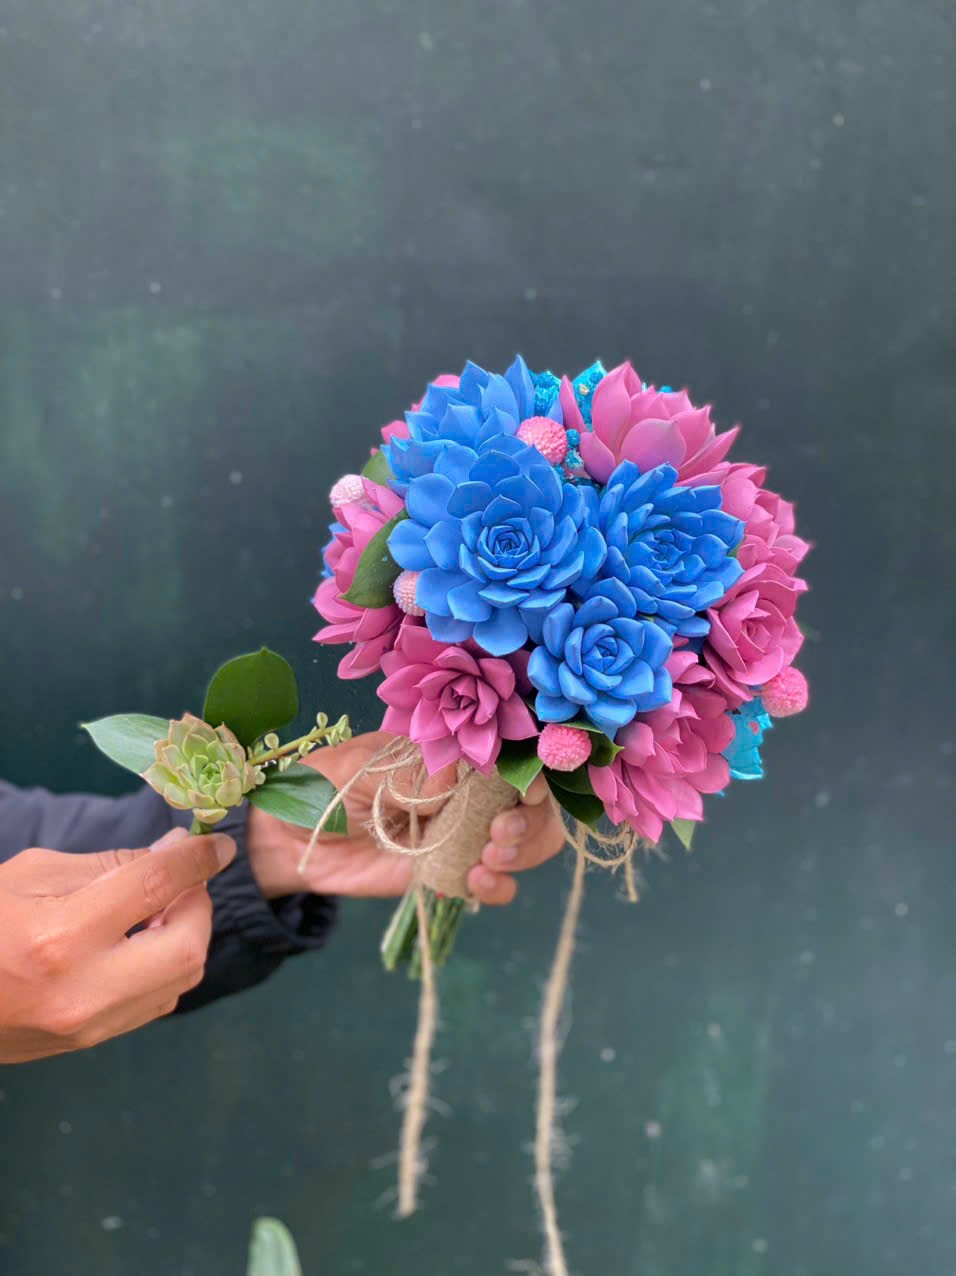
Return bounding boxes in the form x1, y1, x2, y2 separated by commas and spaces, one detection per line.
247, 1217, 303, 1276
496, 739, 544, 796
546, 774, 604, 831
670, 817, 697, 852
248, 766, 348, 834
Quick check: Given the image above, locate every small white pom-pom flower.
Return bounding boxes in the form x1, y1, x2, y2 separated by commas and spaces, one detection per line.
393, 570, 425, 616
329, 474, 366, 507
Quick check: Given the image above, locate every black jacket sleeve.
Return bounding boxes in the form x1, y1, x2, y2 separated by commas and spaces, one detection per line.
0, 779, 336, 1011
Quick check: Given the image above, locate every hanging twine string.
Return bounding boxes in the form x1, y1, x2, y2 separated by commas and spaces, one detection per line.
300, 742, 642, 1252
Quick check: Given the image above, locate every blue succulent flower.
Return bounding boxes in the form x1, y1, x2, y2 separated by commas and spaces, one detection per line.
722, 697, 772, 780
387, 434, 605, 656
528, 579, 674, 737
385, 356, 562, 494
576, 461, 744, 637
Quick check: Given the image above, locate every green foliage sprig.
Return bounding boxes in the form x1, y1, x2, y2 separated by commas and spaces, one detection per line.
83, 648, 350, 835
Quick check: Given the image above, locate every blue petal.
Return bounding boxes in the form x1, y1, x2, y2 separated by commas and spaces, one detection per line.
535, 692, 577, 723
545, 551, 585, 591
614, 660, 653, 697
587, 695, 638, 738
597, 576, 637, 616
640, 620, 674, 668
528, 646, 562, 697
530, 506, 555, 547
479, 582, 525, 607
472, 608, 529, 656
505, 354, 536, 417
518, 588, 566, 611
509, 562, 551, 588
541, 515, 576, 565
407, 473, 454, 527
434, 444, 479, 487
388, 519, 431, 570
448, 580, 493, 623
633, 668, 673, 713
481, 374, 519, 420
448, 482, 493, 519
461, 512, 483, 551
471, 450, 520, 487
675, 614, 711, 638
559, 663, 597, 705
482, 494, 524, 525
417, 568, 469, 617
499, 473, 543, 510
425, 521, 463, 571
427, 613, 474, 644
543, 602, 574, 656
459, 544, 485, 581
580, 526, 607, 579
574, 595, 616, 627
565, 625, 584, 675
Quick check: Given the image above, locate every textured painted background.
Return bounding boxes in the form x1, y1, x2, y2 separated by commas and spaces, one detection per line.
1, 1, 954, 1273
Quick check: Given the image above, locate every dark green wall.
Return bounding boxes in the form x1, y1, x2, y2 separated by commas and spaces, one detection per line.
1, 1, 954, 1273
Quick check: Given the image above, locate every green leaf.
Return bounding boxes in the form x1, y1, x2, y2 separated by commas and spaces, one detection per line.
202, 648, 298, 749
343, 511, 407, 609
588, 733, 624, 768
561, 716, 616, 736
496, 738, 544, 796
671, 817, 697, 852
247, 1217, 303, 1276
247, 765, 348, 834
546, 774, 604, 831
81, 714, 170, 776
361, 449, 393, 485
546, 763, 596, 795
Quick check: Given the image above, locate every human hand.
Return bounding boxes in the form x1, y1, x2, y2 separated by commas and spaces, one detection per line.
0, 828, 236, 1064
246, 731, 567, 905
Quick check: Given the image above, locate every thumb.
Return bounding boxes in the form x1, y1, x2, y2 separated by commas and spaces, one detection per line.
58, 827, 190, 892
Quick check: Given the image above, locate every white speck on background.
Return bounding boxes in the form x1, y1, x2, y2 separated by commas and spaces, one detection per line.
100, 1217, 123, 1232
229, 470, 243, 485
644, 1120, 662, 1140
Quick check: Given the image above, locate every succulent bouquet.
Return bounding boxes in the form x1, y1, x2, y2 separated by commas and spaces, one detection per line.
315, 356, 810, 971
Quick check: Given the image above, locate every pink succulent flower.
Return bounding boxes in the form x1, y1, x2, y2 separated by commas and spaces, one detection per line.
702, 544, 807, 707
564, 362, 739, 486
690, 460, 811, 575
588, 650, 735, 843
379, 373, 461, 449
312, 478, 412, 679
378, 624, 537, 775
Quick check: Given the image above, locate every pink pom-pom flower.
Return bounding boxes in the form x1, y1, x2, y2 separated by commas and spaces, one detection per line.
761, 666, 809, 718
329, 473, 367, 508
393, 570, 425, 617
517, 416, 569, 466
537, 724, 592, 772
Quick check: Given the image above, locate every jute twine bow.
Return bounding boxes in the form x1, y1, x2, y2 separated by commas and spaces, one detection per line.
301, 737, 641, 1276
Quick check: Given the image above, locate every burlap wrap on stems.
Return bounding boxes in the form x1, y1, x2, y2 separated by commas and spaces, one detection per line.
413, 761, 519, 900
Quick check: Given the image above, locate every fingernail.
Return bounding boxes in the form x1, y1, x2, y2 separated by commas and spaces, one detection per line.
473, 866, 498, 893
503, 813, 526, 841
212, 835, 237, 867
151, 828, 190, 850
493, 845, 518, 865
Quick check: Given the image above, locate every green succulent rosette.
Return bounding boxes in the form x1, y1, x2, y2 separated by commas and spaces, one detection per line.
143, 712, 265, 827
